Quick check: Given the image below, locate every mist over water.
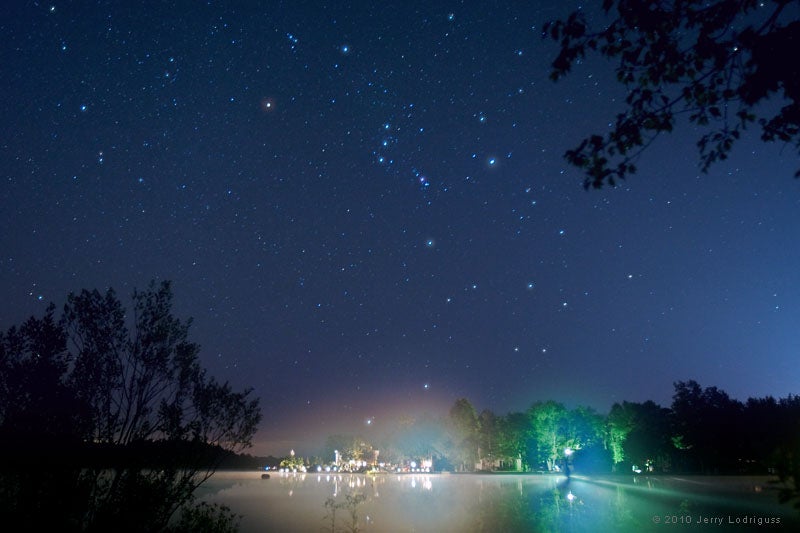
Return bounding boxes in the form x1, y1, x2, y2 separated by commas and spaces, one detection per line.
197, 472, 799, 532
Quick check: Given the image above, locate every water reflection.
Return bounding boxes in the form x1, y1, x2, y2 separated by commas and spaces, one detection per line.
198, 473, 799, 532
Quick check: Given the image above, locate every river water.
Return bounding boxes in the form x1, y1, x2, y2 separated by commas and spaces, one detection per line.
196, 471, 799, 532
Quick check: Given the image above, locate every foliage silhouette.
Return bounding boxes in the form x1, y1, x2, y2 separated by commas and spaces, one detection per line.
0, 280, 261, 531
545, 0, 800, 188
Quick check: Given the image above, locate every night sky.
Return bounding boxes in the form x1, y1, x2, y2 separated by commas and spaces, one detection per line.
3, 1, 799, 456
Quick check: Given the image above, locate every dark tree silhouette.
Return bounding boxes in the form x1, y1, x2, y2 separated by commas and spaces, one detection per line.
671, 380, 744, 472
738, 395, 800, 507
0, 281, 262, 532
0, 304, 84, 447
545, 0, 800, 188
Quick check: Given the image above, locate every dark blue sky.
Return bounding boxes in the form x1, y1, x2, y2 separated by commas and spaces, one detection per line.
3, 1, 799, 455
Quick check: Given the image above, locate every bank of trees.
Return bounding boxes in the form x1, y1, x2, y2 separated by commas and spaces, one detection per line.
0, 281, 262, 532
443, 381, 799, 479
322, 380, 799, 507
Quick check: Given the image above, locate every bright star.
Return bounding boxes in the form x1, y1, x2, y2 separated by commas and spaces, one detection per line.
260, 97, 275, 112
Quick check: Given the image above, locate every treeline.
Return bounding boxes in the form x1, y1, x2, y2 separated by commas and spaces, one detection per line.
438, 382, 800, 478
3, 438, 272, 471
316, 381, 800, 507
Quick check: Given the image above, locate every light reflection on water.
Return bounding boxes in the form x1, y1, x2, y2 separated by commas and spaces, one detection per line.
196, 472, 799, 532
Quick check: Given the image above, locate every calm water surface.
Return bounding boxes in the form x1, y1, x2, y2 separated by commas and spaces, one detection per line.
197, 472, 799, 532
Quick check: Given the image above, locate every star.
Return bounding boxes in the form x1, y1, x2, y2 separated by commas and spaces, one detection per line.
260, 97, 275, 112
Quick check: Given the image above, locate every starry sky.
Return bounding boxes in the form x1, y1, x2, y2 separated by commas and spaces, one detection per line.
3, 1, 799, 456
